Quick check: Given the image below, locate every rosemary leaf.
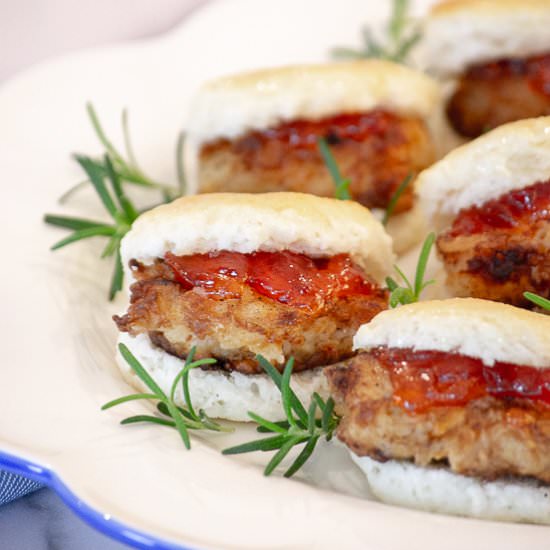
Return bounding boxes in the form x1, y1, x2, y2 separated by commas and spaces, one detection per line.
524, 292, 550, 310
393, 264, 413, 291
321, 397, 336, 434
104, 155, 138, 222
284, 435, 320, 478
331, 0, 420, 65
387, 232, 436, 308
388, 0, 407, 42
249, 413, 289, 434
75, 155, 118, 218
108, 248, 124, 301
223, 356, 341, 477
86, 103, 126, 167
101, 236, 120, 259
264, 436, 306, 476
264, 436, 305, 476
392, 29, 422, 62
121, 108, 139, 169
256, 355, 308, 425
317, 138, 352, 200
385, 276, 399, 292
222, 435, 290, 455
281, 358, 298, 428
182, 358, 217, 419
307, 399, 317, 434
382, 172, 413, 226
118, 343, 190, 448
44, 214, 107, 231
156, 402, 198, 424
118, 344, 166, 398
389, 287, 412, 308
121, 415, 175, 427
58, 180, 90, 204
101, 393, 159, 410
176, 131, 187, 196
50, 226, 116, 250
413, 232, 436, 297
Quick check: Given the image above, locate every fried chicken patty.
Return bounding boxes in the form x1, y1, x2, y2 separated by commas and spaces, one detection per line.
114, 260, 388, 374
437, 219, 550, 307
447, 54, 550, 138
198, 110, 435, 213
326, 353, 550, 483
436, 179, 550, 307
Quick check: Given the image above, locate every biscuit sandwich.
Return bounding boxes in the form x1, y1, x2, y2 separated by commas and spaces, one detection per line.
114, 192, 393, 421
423, 0, 550, 137
326, 298, 550, 524
417, 117, 550, 307
185, 60, 445, 253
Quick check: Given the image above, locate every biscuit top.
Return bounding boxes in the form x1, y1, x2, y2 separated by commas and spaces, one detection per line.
121, 192, 394, 284
416, 117, 550, 229
186, 60, 441, 146
423, 0, 550, 76
354, 298, 550, 368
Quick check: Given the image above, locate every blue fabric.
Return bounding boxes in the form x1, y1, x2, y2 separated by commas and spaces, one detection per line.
0, 470, 43, 506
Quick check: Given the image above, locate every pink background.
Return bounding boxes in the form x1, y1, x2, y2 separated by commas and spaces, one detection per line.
0, 0, 205, 82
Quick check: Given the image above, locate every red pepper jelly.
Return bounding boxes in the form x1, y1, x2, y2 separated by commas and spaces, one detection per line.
528, 54, 550, 97
466, 53, 550, 98
164, 250, 375, 311
236, 110, 401, 152
372, 347, 550, 413
448, 179, 550, 238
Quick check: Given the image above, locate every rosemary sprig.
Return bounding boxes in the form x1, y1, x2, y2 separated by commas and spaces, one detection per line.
60, 103, 179, 203
102, 344, 232, 449
317, 137, 351, 200
382, 172, 414, 226
332, 0, 421, 64
386, 232, 436, 308
524, 292, 550, 311
222, 355, 340, 477
318, 137, 414, 227
46, 103, 187, 301
45, 154, 140, 300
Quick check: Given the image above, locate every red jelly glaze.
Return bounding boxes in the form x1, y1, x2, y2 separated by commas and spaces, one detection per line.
252, 110, 400, 151
373, 347, 550, 413
165, 251, 248, 299
165, 250, 374, 311
448, 179, 550, 238
528, 54, 550, 97
466, 53, 550, 98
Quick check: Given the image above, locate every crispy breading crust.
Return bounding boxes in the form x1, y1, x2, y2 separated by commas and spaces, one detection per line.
197, 112, 435, 212
446, 57, 550, 138
326, 353, 550, 483
437, 220, 550, 306
114, 261, 388, 374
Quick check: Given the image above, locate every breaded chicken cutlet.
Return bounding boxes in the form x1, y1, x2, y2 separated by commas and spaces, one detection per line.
185, 60, 448, 253
326, 299, 550, 524
114, 192, 393, 421
417, 117, 550, 307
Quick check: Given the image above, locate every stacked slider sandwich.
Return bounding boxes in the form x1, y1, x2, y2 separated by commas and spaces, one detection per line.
114, 192, 393, 421
185, 60, 446, 253
423, 0, 550, 137
326, 298, 550, 524
417, 116, 550, 307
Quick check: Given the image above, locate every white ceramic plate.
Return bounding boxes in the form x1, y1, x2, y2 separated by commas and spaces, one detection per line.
1, 0, 549, 548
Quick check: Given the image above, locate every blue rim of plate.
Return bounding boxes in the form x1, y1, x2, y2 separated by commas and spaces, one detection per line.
0, 450, 194, 550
